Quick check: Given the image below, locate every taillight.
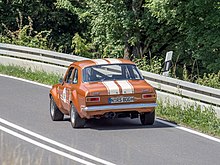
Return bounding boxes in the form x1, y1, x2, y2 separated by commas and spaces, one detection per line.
142, 94, 154, 99
86, 97, 100, 102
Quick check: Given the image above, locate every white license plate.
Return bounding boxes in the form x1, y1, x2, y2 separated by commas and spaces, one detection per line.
108, 96, 134, 104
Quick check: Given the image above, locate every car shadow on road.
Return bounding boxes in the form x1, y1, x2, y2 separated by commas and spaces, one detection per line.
64, 116, 175, 130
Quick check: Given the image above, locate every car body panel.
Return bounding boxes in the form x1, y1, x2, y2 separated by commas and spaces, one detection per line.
50, 58, 157, 119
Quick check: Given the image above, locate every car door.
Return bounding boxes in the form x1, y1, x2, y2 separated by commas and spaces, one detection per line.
59, 67, 74, 112
64, 68, 79, 111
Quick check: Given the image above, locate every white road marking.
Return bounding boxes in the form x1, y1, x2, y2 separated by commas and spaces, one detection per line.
92, 59, 108, 65
0, 74, 219, 143
116, 80, 134, 94
0, 118, 116, 165
156, 119, 220, 143
102, 81, 120, 95
0, 125, 95, 165
0, 74, 51, 88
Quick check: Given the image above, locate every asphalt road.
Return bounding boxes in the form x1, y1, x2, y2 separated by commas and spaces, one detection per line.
0, 75, 220, 165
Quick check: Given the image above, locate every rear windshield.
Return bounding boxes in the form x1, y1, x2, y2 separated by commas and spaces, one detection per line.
83, 64, 143, 82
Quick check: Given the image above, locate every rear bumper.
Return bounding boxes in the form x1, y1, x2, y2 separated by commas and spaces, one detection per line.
81, 103, 157, 111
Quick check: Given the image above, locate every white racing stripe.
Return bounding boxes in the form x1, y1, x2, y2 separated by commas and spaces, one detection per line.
0, 125, 95, 165
116, 80, 134, 94
92, 59, 108, 65
0, 118, 116, 165
106, 58, 122, 64
102, 81, 120, 95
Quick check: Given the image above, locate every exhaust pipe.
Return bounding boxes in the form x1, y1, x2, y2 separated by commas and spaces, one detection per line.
104, 112, 116, 119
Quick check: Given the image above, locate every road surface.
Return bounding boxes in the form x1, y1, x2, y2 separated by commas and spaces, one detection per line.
0, 75, 220, 165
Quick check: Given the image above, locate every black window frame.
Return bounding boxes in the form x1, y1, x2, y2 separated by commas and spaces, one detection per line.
64, 67, 74, 84
82, 64, 144, 83
72, 69, 78, 84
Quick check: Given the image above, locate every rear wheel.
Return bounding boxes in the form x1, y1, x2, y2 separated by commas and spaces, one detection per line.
70, 104, 86, 128
140, 110, 155, 125
50, 97, 64, 121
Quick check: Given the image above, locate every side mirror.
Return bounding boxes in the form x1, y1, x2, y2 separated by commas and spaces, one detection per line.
59, 78, 63, 84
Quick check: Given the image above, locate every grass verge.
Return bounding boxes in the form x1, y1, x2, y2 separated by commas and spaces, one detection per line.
156, 102, 220, 137
0, 64, 220, 138
0, 65, 60, 85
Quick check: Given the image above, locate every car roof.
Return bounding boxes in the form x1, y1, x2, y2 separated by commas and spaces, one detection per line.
70, 58, 135, 69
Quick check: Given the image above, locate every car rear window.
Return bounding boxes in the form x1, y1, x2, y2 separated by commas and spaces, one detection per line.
83, 64, 143, 82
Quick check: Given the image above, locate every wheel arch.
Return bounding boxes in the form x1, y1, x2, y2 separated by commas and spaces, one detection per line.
70, 90, 84, 118
70, 90, 79, 111
50, 87, 61, 109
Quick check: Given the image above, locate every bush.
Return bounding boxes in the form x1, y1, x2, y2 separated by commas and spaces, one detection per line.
196, 71, 220, 89
0, 11, 52, 50
133, 56, 163, 74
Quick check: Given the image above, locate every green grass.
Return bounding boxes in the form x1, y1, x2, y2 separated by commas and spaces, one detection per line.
0, 65, 60, 85
0, 64, 220, 138
195, 71, 220, 89
156, 102, 220, 137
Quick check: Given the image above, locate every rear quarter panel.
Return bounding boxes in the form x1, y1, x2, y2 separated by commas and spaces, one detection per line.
50, 84, 62, 109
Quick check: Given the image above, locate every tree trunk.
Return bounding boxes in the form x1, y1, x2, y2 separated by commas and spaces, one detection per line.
124, 40, 131, 60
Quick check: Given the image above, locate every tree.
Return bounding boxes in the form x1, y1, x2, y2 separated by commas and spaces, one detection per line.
147, 0, 220, 73
1, 0, 219, 76
0, 0, 82, 52
56, 0, 176, 60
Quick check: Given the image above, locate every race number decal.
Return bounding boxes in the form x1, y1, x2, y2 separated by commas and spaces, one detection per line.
61, 88, 67, 103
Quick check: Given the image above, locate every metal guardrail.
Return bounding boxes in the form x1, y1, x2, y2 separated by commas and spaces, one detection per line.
0, 43, 88, 66
141, 71, 220, 106
0, 43, 220, 116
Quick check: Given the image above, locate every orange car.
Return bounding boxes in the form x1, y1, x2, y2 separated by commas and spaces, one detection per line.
49, 58, 157, 128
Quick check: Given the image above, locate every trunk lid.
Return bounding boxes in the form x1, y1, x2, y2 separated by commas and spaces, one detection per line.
84, 80, 156, 106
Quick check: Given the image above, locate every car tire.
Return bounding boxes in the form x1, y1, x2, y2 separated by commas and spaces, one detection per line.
140, 110, 155, 125
50, 97, 64, 121
70, 104, 86, 128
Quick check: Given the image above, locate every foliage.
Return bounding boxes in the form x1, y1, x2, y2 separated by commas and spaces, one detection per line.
56, 0, 175, 60
134, 56, 163, 74
0, 0, 219, 80
196, 71, 220, 89
55, 0, 220, 77
147, 0, 220, 73
0, 9, 51, 49
0, 12, 51, 50
71, 33, 94, 58
156, 102, 220, 137
71, 32, 124, 58
182, 64, 190, 81
0, 0, 81, 52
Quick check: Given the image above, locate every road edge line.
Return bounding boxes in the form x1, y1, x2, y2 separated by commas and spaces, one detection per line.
156, 119, 220, 143
0, 74, 51, 88
0, 125, 95, 165
0, 117, 116, 165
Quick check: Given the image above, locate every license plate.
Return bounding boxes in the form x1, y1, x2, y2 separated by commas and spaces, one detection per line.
108, 96, 134, 104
